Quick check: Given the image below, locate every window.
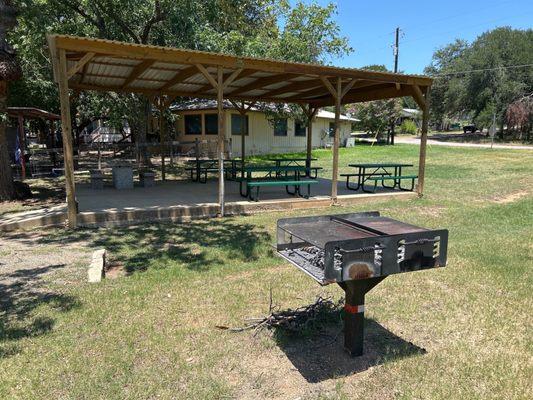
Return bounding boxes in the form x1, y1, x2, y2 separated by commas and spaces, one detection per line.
231, 114, 249, 136
329, 122, 336, 137
273, 118, 288, 136
184, 114, 202, 135
204, 114, 218, 135
295, 121, 307, 137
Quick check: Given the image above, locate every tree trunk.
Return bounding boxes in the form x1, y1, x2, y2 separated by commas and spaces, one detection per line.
0, 81, 15, 200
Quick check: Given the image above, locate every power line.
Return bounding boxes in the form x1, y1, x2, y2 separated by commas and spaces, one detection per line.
432, 63, 533, 77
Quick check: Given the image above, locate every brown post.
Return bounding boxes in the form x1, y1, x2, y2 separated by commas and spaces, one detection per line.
57, 48, 77, 228
240, 103, 246, 162
417, 88, 430, 197
17, 114, 26, 180
217, 66, 225, 216
331, 77, 342, 202
305, 105, 317, 172
158, 100, 166, 181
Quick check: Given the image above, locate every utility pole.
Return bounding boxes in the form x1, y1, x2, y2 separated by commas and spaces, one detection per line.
390, 27, 400, 145
393, 27, 400, 73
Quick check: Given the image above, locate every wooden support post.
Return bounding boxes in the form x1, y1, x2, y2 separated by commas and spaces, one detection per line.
217, 66, 225, 216
240, 104, 246, 163
303, 105, 318, 172
158, 100, 166, 181
417, 88, 430, 197
17, 114, 26, 180
57, 48, 77, 228
331, 77, 342, 202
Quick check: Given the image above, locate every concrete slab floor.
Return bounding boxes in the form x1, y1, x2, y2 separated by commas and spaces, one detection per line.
76, 177, 404, 212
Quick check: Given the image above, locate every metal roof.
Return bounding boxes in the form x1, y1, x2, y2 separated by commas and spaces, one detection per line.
169, 99, 359, 121
47, 35, 432, 108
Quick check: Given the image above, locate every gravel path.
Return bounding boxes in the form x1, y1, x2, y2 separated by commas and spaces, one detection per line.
395, 136, 533, 150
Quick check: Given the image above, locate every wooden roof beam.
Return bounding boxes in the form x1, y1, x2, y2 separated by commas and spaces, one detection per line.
121, 59, 156, 89
67, 52, 95, 79
260, 79, 323, 98
193, 69, 256, 94
159, 65, 199, 91
312, 84, 414, 107
229, 74, 292, 96
411, 84, 427, 109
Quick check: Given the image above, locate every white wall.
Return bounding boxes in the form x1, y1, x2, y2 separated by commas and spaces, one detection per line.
174, 109, 352, 156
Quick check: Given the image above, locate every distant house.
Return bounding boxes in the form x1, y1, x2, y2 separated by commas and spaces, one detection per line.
170, 100, 358, 156
80, 120, 131, 144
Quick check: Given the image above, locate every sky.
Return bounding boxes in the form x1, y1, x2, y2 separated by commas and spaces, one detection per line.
288, 0, 533, 74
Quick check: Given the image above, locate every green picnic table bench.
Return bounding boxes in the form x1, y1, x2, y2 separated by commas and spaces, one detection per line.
344, 162, 414, 192
246, 179, 318, 201
366, 174, 418, 192
234, 165, 321, 200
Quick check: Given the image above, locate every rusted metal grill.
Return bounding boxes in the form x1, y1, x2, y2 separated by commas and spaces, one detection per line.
276, 211, 448, 356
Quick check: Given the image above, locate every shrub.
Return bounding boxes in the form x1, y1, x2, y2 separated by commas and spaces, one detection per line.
400, 119, 417, 135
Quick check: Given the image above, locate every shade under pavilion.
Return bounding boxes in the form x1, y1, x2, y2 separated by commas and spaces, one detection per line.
46, 34, 432, 228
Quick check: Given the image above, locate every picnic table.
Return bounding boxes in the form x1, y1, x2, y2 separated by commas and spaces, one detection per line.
235, 165, 322, 201
267, 157, 319, 178
186, 158, 243, 183
341, 163, 416, 193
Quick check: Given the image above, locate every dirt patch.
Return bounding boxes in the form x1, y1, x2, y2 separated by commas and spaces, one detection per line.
105, 261, 127, 279
493, 190, 529, 204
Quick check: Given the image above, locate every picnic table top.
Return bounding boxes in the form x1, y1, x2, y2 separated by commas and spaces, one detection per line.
240, 165, 322, 172
186, 158, 242, 164
267, 157, 318, 162
348, 162, 413, 168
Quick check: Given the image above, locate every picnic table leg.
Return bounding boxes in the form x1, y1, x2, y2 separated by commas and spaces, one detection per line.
361, 167, 375, 193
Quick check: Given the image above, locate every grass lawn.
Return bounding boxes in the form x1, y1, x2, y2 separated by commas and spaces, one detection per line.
1, 144, 532, 399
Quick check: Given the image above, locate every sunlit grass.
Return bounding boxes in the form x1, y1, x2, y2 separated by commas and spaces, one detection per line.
0, 144, 532, 399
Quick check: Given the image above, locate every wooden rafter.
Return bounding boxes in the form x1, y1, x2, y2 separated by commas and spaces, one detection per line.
229, 74, 290, 96
196, 64, 219, 89
194, 69, 256, 94
260, 79, 323, 98
159, 65, 199, 91
67, 52, 95, 79
411, 85, 426, 109
121, 59, 156, 89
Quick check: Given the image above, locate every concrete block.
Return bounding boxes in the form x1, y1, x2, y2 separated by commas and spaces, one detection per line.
88, 248, 106, 283
90, 170, 105, 190
139, 170, 156, 187
112, 165, 134, 189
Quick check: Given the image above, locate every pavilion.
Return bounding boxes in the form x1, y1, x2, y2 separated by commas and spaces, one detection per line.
46, 34, 432, 228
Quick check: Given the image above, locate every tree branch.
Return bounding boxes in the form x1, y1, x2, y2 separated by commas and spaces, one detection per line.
139, 0, 165, 44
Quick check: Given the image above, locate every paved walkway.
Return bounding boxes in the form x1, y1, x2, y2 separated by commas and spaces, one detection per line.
395, 136, 533, 150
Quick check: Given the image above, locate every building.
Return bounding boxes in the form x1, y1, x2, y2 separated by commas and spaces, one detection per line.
170, 100, 358, 155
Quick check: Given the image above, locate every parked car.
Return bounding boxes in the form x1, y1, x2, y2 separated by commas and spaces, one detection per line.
463, 124, 478, 133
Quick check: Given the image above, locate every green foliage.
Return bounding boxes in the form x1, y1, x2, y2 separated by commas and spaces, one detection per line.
400, 119, 417, 135
345, 65, 402, 139
425, 28, 533, 136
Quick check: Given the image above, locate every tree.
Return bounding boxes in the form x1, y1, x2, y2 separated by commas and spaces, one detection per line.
7, 0, 351, 159
506, 93, 532, 141
425, 28, 533, 137
0, 0, 22, 200
345, 65, 402, 142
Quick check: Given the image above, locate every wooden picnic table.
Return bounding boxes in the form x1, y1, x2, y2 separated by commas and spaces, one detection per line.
343, 162, 414, 192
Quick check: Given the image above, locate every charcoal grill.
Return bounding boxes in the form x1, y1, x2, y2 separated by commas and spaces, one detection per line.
276, 211, 448, 356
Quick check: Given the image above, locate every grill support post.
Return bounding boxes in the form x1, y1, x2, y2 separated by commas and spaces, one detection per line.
338, 277, 385, 356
